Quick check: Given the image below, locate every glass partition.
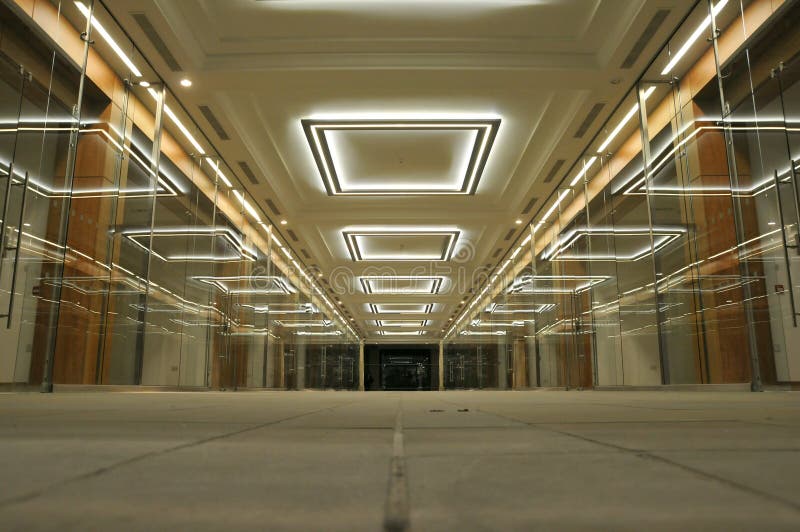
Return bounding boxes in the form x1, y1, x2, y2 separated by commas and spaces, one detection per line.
0, 0, 359, 390
444, 0, 800, 389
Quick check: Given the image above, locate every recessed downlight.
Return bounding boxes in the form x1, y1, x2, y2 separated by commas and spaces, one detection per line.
180, 78, 193, 87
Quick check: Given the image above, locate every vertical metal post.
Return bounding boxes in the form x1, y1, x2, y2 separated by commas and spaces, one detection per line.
41, 0, 95, 392
438, 340, 444, 391
708, 0, 762, 391
636, 83, 670, 385
135, 83, 165, 385
358, 340, 365, 391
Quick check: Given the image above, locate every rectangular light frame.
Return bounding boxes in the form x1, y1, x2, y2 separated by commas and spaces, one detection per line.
359, 276, 445, 295
302, 118, 500, 195
368, 303, 434, 314
343, 228, 460, 261
193, 275, 296, 295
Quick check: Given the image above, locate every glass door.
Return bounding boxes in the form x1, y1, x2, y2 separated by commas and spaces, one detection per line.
0, 53, 25, 385
0, 43, 79, 387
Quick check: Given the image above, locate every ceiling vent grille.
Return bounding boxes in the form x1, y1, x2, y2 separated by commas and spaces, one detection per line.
287, 230, 299, 242
130, 13, 182, 72
544, 159, 566, 183
621, 10, 670, 69
198, 105, 230, 140
503, 228, 516, 241
521, 196, 539, 215
264, 199, 281, 216
238, 161, 258, 185
574, 103, 606, 138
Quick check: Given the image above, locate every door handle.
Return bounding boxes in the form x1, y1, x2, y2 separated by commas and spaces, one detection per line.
0, 170, 29, 327
791, 159, 800, 256
0, 162, 14, 273
773, 169, 798, 327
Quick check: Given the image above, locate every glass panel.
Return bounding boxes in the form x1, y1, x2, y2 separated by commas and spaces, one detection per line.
0, 1, 82, 388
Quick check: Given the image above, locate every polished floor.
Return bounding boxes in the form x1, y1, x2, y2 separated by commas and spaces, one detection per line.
0, 390, 799, 531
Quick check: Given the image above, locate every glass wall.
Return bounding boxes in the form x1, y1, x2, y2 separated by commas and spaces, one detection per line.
444, 0, 800, 389
0, 0, 358, 391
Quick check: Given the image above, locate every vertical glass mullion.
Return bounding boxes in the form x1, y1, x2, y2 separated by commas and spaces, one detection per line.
40, 0, 93, 392
636, 81, 669, 385
708, 0, 763, 391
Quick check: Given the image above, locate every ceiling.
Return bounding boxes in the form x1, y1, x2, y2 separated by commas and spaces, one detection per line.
104, 0, 695, 342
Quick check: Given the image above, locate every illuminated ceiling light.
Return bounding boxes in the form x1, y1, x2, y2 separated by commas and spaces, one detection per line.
368, 303, 434, 314
471, 318, 532, 327
485, 303, 556, 314
280, 220, 288, 225
297, 331, 343, 336
515, 219, 523, 224
377, 330, 425, 336
661, 0, 729, 75
274, 320, 332, 328
193, 275, 296, 295
138, 81, 151, 88
122, 226, 257, 262
236, 303, 319, 314
505, 274, 609, 295
539, 189, 571, 224
359, 276, 445, 295
343, 228, 460, 261
233, 190, 261, 222
595, 86, 656, 154
180, 78, 193, 87
373, 320, 429, 328
302, 118, 500, 195
75, 2, 142, 77
541, 226, 686, 262
459, 330, 506, 336
206, 159, 233, 188
148, 88, 205, 155
569, 156, 598, 187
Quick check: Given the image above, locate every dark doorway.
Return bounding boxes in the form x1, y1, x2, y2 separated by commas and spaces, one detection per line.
364, 344, 437, 390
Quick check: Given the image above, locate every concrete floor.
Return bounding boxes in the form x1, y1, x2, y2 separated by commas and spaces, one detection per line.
0, 391, 798, 531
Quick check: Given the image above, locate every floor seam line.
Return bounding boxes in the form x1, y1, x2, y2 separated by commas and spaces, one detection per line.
0, 400, 358, 509
470, 406, 800, 514
383, 398, 410, 532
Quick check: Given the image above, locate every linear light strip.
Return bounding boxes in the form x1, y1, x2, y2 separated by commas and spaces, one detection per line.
303, 119, 499, 195
75, 2, 142, 77
661, 0, 729, 76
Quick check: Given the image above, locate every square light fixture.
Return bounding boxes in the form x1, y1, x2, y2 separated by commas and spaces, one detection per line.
302, 118, 500, 195
193, 275, 296, 295
368, 303, 434, 314
236, 302, 320, 314
359, 276, 445, 294
542, 226, 686, 262
485, 302, 556, 314
506, 274, 608, 295
471, 318, 531, 327
123, 227, 257, 262
273, 320, 333, 327
343, 228, 460, 261
372, 320, 429, 327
